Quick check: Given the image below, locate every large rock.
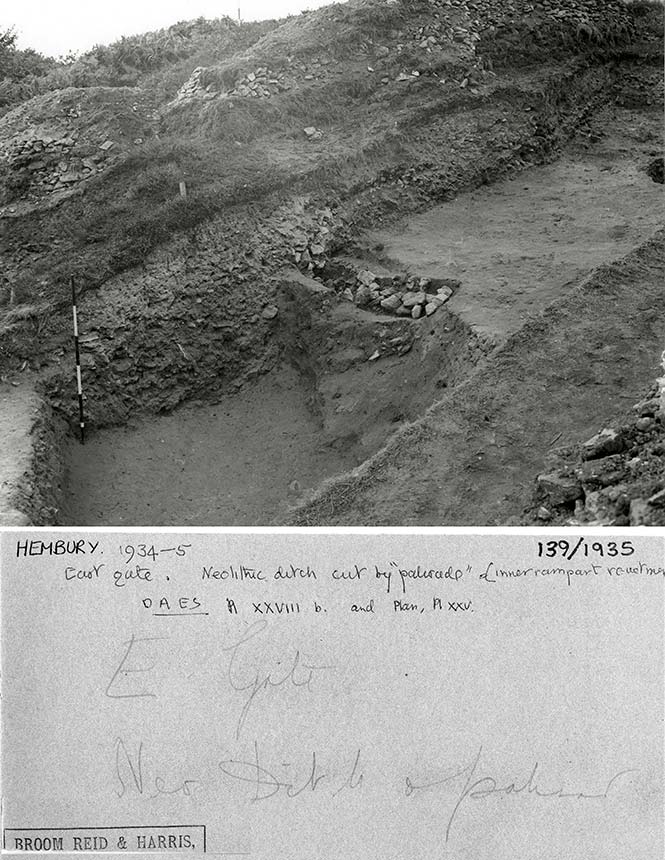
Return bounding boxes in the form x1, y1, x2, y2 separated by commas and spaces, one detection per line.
536, 472, 583, 506
261, 305, 279, 320
401, 291, 426, 308
582, 428, 624, 460
354, 285, 372, 308
357, 270, 377, 287
380, 295, 402, 311
577, 455, 627, 488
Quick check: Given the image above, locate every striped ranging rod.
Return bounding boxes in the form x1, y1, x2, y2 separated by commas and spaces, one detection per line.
71, 276, 85, 444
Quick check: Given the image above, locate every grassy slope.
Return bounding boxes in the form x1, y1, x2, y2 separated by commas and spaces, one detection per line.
0, 17, 282, 115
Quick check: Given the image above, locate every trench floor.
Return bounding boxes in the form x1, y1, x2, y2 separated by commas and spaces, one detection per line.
368, 110, 663, 342
61, 367, 357, 526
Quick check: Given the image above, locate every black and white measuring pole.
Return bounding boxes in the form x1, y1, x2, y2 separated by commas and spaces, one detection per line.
71, 276, 85, 444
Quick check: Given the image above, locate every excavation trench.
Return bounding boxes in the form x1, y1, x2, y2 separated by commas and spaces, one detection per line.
42, 90, 665, 526
59, 273, 485, 526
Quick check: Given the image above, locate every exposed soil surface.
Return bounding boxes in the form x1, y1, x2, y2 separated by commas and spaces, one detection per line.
61, 366, 357, 526
368, 116, 662, 341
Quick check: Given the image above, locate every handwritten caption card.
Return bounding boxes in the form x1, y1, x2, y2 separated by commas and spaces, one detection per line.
1, 531, 663, 859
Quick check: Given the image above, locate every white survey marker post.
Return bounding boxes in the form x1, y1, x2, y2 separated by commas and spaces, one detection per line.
1, 531, 663, 859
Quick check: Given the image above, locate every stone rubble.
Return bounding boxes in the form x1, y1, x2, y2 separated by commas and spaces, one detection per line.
230, 67, 291, 99
1, 133, 111, 195
174, 67, 218, 102
170, 0, 633, 108
532, 365, 665, 526
286, 204, 459, 321
325, 264, 457, 320
0, 88, 159, 210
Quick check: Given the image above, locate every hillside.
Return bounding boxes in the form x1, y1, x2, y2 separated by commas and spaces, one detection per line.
0, 0, 662, 526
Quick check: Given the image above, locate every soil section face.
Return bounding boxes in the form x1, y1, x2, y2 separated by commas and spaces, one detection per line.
0, 384, 41, 524
0, 381, 66, 525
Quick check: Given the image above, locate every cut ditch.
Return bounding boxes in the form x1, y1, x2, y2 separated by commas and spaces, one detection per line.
59, 267, 486, 526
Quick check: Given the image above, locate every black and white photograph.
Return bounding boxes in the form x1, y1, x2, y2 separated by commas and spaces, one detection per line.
0, 3, 664, 855
0, 0, 663, 527
1, 530, 664, 859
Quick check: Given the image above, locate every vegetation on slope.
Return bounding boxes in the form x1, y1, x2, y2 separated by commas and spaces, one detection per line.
0, 17, 282, 114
